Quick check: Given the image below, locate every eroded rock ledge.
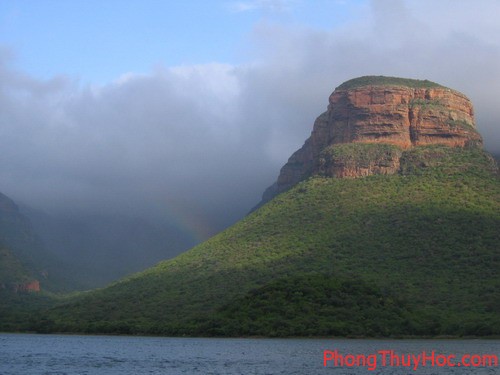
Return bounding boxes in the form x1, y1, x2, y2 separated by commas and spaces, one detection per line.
260, 76, 483, 204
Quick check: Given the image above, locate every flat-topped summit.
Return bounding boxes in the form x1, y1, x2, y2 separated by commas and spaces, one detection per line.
335, 75, 446, 90
329, 75, 478, 149
260, 76, 485, 204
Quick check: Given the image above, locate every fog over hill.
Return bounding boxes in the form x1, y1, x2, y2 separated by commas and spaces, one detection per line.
21, 76, 498, 337
22, 207, 196, 288
0, 1, 499, 279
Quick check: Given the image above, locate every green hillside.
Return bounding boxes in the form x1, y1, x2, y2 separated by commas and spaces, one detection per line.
0, 192, 45, 292
336, 75, 445, 90
18, 144, 498, 337
0, 192, 87, 293
0, 246, 33, 286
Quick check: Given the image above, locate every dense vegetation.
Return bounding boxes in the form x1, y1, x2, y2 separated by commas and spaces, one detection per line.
0, 246, 32, 286
3, 145, 494, 337
197, 274, 415, 337
0, 193, 86, 293
336, 76, 445, 90
321, 143, 402, 169
0, 291, 56, 333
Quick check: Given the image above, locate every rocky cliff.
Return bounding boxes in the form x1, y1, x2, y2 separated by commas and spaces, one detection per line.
260, 76, 484, 204
13, 280, 40, 293
0, 193, 48, 292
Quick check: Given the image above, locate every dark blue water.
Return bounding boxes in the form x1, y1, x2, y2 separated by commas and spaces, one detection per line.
0, 334, 498, 374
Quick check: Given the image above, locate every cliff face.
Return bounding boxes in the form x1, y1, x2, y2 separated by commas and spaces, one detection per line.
260, 76, 483, 204
327, 85, 477, 148
0, 193, 47, 293
10, 280, 40, 293
0, 282, 38, 293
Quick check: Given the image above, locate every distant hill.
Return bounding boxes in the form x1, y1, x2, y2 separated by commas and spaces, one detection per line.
0, 245, 34, 290
0, 190, 196, 328
0, 192, 72, 293
3, 76, 499, 337
23, 209, 196, 288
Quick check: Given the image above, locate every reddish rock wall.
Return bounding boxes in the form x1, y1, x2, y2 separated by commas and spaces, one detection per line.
260, 79, 483, 204
13, 280, 40, 293
327, 86, 478, 148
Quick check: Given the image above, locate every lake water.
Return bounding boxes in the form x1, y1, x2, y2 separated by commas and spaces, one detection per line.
0, 334, 498, 374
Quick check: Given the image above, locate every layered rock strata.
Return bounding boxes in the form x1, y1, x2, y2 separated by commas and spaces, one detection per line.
260, 76, 483, 204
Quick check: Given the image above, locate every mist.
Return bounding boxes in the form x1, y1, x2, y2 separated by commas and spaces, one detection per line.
1, 0, 499, 243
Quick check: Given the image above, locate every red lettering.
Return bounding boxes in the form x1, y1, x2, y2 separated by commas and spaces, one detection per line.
471, 355, 482, 367
324, 349, 497, 369
436, 354, 447, 367
447, 354, 456, 366
422, 351, 435, 366
389, 351, 400, 366
323, 350, 334, 367
344, 354, 355, 367
378, 350, 391, 367
462, 354, 471, 367
412, 353, 421, 371
482, 354, 499, 367
366, 354, 377, 371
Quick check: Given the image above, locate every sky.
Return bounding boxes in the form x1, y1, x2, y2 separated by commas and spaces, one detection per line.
0, 0, 499, 240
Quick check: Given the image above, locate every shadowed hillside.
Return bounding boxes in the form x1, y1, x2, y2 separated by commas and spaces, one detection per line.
2, 77, 499, 337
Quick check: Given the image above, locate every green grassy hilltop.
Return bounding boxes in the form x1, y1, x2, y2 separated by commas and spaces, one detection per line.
336, 75, 446, 90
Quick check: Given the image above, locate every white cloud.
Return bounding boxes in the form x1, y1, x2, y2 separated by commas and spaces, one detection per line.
0, 0, 499, 237
228, 0, 296, 13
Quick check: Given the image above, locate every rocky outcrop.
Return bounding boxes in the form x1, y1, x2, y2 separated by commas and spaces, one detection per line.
0, 193, 53, 292
259, 76, 483, 205
1, 280, 41, 293
12, 280, 40, 293
318, 143, 403, 178
328, 85, 478, 148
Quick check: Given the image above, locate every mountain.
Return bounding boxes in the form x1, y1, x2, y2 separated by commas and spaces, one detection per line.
0, 190, 87, 331
0, 189, 139, 295
22, 209, 196, 288
6, 76, 500, 337
0, 191, 195, 328
0, 193, 37, 291
258, 76, 482, 206
0, 246, 37, 292
0, 192, 67, 292
0, 190, 195, 293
